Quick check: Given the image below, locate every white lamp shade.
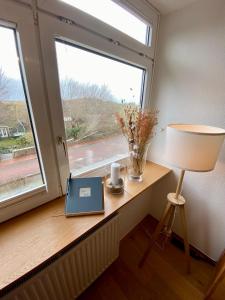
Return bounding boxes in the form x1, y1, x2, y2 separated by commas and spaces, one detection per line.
165, 124, 225, 172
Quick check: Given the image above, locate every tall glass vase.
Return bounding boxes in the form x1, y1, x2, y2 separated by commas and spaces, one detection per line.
127, 143, 149, 182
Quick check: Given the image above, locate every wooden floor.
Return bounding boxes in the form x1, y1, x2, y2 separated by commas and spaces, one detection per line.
78, 216, 225, 300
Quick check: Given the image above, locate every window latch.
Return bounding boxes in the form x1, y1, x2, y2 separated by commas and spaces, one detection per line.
57, 136, 67, 157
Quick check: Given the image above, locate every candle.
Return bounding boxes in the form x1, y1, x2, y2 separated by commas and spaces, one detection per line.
111, 163, 120, 186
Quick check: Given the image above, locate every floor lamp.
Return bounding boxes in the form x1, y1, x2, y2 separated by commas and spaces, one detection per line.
139, 124, 225, 273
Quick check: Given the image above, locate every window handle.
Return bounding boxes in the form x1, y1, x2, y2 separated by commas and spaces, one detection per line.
57, 136, 67, 157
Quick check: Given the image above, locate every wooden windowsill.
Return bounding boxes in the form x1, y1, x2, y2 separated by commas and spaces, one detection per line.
0, 161, 170, 293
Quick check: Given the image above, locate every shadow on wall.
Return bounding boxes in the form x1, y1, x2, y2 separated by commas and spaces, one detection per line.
149, 171, 177, 220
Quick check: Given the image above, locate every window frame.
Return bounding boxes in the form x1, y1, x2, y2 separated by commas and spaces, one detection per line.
0, 0, 60, 222
37, 0, 158, 58
39, 8, 153, 193
113, 0, 159, 51
58, 0, 150, 45
0, 0, 158, 221
55, 37, 147, 177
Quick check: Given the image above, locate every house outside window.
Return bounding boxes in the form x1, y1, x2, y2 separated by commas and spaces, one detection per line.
0, 126, 10, 138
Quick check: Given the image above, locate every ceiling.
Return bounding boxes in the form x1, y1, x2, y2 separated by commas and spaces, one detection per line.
146, 0, 198, 14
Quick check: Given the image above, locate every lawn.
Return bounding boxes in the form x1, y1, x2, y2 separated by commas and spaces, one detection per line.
0, 133, 34, 153
0, 137, 20, 148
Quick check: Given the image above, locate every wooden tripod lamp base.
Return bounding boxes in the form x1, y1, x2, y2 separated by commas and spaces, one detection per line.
204, 250, 225, 299
139, 171, 191, 273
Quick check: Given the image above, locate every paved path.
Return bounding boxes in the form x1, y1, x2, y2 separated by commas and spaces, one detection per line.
0, 135, 127, 185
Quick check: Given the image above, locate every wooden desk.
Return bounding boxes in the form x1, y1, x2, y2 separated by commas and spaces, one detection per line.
0, 162, 170, 293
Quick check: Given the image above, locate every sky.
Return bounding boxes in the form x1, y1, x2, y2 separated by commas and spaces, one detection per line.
56, 41, 143, 103
0, 27, 21, 79
0, 0, 147, 104
60, 0, 147, 44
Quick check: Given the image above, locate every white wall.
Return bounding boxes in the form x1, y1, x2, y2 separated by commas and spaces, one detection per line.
119, 188, 152, 239
148, 0, 225, 260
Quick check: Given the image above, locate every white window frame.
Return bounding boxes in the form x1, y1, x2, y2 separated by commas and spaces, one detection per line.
113, 0, 159, 53
0, 0, 61, 222
37, 0, 158, 58
38, 1, 156, 193
0, 0, 159, 221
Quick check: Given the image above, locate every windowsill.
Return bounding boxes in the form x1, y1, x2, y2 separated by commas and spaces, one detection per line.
0, 185, 46, 208
72, 153, 128, 177
0, 161, 171, 294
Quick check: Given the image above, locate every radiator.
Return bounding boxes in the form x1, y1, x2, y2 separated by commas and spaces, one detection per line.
3, 215, 119, 300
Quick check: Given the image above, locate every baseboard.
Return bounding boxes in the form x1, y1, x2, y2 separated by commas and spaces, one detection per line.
131, 214, 216, 266
170, 232, 216, 266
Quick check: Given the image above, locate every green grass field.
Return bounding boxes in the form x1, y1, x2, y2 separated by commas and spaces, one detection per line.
0, 132, 34, 153
0, 137, 19, 148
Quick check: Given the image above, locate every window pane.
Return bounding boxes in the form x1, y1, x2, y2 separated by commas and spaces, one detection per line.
55, 40, 144, 175
60, 0, 148, 44
0, 25, 43, 201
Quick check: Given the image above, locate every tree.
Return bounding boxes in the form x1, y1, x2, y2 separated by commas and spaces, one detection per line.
16, 132, 34, 148
0, 67, 9, 99
0, 68, 8, 98
66, 125, 81, 140
60, 78, 116, 102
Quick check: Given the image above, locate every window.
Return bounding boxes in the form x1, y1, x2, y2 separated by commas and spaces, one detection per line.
60, 0, 149, 44
0, 0, 157, 221
0, 25, 43, 201
55, 40, 145, 175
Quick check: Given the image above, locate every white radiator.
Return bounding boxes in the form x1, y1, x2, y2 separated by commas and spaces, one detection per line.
3, 215, 119, 300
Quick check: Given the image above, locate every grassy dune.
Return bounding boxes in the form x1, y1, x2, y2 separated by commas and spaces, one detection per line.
0, 98, 125, 148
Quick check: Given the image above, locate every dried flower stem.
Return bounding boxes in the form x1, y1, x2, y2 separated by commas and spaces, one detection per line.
115, 105, 158, 176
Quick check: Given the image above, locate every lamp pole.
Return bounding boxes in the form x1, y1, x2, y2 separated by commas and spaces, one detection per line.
175, 170, 185, 199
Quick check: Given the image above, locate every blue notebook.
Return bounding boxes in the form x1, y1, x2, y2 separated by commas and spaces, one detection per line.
65, 175, 104, 216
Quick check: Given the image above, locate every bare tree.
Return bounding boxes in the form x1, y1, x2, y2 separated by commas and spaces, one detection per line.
60, 78, 78, 100
0, 67, 9, 99
60, 78, 116, 102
